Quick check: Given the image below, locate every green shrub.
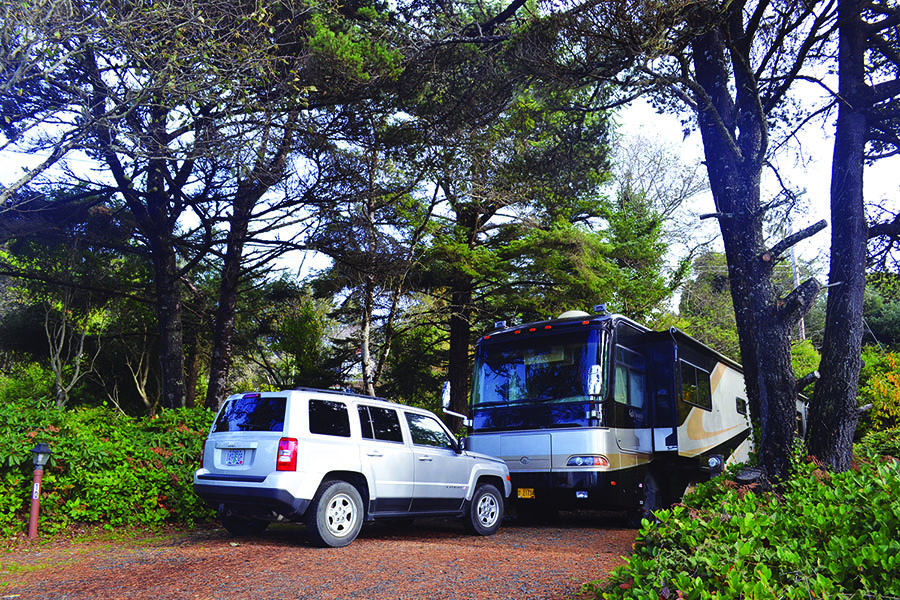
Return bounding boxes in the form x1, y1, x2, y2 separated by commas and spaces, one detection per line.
586, 455, 900, 599
0, 402, 215, 539
857, 426, 900, 458
857, 347, 900, 436
0, 363, 53, 407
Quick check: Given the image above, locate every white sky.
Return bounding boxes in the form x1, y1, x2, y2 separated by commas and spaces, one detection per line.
618, 98, 900, 268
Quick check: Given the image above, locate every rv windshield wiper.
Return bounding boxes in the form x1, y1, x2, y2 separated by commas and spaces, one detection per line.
520, 395, 555, 403
472, 400, 510, 407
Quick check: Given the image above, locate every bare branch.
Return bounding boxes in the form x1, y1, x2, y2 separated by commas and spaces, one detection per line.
764, 219, 828, 262
778, 277, 822, 325
797, 370, 820, 390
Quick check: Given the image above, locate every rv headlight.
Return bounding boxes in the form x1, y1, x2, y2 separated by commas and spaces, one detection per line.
566, 456, 609, 468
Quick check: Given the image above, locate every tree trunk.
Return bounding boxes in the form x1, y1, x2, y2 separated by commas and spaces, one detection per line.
153, 241, 186, 409
360, 273, 377, 396
448, 285, 473, 431
184, 326, 201, 409
691, 21, 808, 483
205, 114, 297, 408
807, 0, 867, 471
205, 200, 252, 410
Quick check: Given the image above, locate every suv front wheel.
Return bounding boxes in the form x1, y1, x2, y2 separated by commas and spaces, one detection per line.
464, 482, 504, 536
305, 480, 364, 548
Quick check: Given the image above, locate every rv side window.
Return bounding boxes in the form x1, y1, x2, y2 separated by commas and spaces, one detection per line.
680, 361, 712, 411
615, 346, 645, 408
736, 397, 748, 416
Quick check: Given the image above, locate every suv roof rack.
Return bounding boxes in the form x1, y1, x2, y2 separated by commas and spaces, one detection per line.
292, 387, 395, 403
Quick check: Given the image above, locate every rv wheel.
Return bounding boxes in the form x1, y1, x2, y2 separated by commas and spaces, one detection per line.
627, 472, 660, 528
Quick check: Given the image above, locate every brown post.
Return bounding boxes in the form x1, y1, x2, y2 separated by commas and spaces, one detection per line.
28, 464, 44, 539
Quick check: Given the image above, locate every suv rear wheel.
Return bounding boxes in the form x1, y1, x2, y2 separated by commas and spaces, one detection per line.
464, 482, 504, 536
305, 480, 364, 548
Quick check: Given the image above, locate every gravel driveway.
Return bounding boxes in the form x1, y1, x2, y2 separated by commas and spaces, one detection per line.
2, 513, 636, 600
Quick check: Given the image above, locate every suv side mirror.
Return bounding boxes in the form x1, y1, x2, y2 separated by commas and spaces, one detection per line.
456, 437, 466, 454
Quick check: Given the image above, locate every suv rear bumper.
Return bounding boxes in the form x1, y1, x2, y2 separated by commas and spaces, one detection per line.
193, 479, 311, 519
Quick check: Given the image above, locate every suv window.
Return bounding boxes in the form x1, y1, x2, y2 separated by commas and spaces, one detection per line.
213, 395, 286, 432
405, 413, 456, 449
358, 405, 404, 443
309, 399, 351, 437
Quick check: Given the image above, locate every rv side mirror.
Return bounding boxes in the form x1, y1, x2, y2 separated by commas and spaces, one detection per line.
588, 364, 603, 396
441, 380, 470, 424
441, 381, 451, 409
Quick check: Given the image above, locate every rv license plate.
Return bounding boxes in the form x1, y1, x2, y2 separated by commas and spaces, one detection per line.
224, 449, 245, 466
517, 487, 535, 499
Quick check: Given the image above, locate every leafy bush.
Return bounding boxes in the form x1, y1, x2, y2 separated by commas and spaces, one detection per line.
857, 347, 900, 435
586, 455, 900, 599
857, 427, 900, 458
0, 363, 53, 407
0, 401, 214, 539
790, 339, 820, 381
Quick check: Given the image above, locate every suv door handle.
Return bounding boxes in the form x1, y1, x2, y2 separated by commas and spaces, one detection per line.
418, 456, 433, 462
367, 450, 384, 457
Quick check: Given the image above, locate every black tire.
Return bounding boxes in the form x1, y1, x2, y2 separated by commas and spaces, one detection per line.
464, 483, 504, 536
305, 480, 364, 548
220, 514, 270, 536
627, 471, 661, 528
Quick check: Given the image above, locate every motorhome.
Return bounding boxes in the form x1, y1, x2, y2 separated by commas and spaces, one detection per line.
463, 307, 784, 524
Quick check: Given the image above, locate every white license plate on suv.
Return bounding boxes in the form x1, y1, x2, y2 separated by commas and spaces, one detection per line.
224, 449, 245, 466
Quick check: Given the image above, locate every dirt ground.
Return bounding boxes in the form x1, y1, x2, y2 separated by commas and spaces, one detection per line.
1, 513, 636, 600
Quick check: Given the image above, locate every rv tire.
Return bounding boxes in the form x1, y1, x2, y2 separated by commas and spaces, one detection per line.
627, 471, 661, 528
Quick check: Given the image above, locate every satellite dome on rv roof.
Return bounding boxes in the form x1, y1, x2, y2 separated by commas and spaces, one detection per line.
557, 310, 591, 319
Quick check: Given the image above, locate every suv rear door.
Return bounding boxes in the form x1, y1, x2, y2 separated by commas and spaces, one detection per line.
403, 411, 468, 512
206, 393, 288, 480
357, 404, 414, 514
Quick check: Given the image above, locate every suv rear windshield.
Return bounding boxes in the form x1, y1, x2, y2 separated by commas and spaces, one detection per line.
213, 395, 287, 432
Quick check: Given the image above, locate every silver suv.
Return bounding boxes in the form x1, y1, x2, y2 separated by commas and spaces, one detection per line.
193, 388, 511, 547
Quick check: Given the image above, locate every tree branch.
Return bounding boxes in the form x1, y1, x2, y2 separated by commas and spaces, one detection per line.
763, 219, 827, 262
797, 370, 820, 391
778, 277, 822, 325
466, 0, 529, 36
868, 212, 900, 240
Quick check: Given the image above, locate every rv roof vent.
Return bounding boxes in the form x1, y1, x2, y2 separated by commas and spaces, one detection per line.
558, 310, 591, 319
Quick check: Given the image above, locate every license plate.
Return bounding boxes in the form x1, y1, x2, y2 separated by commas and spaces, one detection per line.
517, 487, 535, 499
224, 449, 245, 466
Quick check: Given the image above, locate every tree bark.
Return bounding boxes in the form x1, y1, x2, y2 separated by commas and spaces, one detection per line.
448, 285, 474, 430
184, 325, 201, 409
205, 197, 252, 410
690, 17, 808, 483
204, 114, 298, 409
360, 272, 377, 397
807, 0, 867, 471
151, 238, 186, 409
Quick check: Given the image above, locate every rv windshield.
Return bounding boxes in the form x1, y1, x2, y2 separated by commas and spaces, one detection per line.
471, 329, 606, 408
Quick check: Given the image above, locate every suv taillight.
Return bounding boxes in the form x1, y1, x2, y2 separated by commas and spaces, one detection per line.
277, 438, 298, 471
200, 439, 206, 469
